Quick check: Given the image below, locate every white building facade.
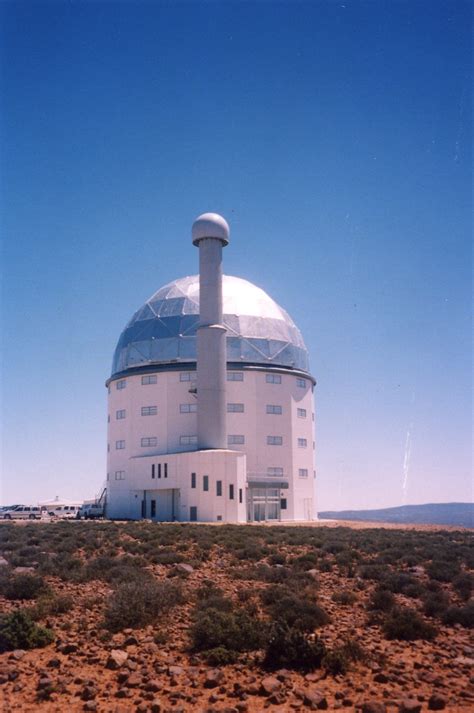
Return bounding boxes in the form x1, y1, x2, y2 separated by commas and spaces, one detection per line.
106, 218, 316, 522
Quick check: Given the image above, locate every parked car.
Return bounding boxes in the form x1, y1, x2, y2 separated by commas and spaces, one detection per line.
1, 505, 43, 520
47, 505, 81, 519
76, 502, 104, 520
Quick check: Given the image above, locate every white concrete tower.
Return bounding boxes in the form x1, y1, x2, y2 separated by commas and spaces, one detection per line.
192, 213, 230, 450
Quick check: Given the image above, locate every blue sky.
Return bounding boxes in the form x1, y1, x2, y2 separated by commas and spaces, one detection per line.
1, 0, 471, 510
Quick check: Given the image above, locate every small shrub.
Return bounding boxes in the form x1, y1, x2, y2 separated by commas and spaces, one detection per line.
427, 559, 461, 583
31, 594, 74, 619
383, 607, 437, 641
2, 574, 49, 601
0, 610, 54, 653
422, 590, 450, 618
268, 553, 286, 565
442, 600, 474, 629
368, 587, 395, 612
452, 573, 473, 601
331, 589, 357, 605
381, 572, 423, 598
322, 647, 349, 675
104, 579, 182, 632
191, 608, 265, 653
204, 646, 238, 665
263, 624, 326, 671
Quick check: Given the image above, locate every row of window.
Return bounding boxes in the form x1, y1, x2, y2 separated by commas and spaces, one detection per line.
112, 404, 308, 420
112, 373, 308, 390
111, 468, 309, 483
112, 436, 309, 450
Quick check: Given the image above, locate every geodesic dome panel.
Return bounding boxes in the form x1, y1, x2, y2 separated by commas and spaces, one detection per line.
111, 275, 310, 376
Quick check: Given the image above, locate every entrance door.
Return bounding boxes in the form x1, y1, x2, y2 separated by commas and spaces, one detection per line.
190, 506, 197, 522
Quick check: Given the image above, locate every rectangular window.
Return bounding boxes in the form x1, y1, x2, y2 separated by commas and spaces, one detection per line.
299, 468, 309, 478
239, 488, 243, 504
266, 404, 282, 414
267, 436, 283, 445
106, 472, 110, 481
114, 470, 125, 480
158, 463, 161, 479
297, 408, 307, 418
142, 374, 157, 385
280, 498, 287, 510
191, 472, 196, 489
296, 377, 306, 388
228, 434, 245, 445
116, 379, 126, 390
203, 475, 209, 492
298, 438, 308, 448
227, 403, 244, 413
180, 435, 198, 445
107, 414, 110, 423
227, 372, 243, 381
151, 464, 155, 479
107, 443, 110, 452
266, 374, 281, 384
229, 484, 234, 500
180, 403, 197, 413
141, 406, 157, 416
267, 467, 284, 476
164, 463, 168, 478
115, 440, 125, 450
116, 409, 126, 420
216, 480, 222, 496
180, 372, 197, 382
141, 437, 157, 447
150, 499, 156, 517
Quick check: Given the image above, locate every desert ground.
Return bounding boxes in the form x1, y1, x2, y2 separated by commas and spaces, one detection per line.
0, 520, 472, 713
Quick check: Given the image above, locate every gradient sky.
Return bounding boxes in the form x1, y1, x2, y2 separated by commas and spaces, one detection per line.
1, 0, 472, 510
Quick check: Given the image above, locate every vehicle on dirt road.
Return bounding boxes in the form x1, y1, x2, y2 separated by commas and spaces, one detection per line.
1, 505, 44, 520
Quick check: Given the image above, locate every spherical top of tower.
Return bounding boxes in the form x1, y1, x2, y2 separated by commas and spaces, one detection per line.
192, 212, 230, 246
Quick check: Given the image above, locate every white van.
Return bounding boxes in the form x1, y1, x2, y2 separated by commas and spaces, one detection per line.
47, 505, 81, 519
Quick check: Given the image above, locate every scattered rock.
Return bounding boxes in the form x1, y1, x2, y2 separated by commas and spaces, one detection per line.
259, 676, 282, 696
204, 669, 225, 688
0, 556, 9, 567
106, 649, 128, 670
304, 690, 328, 709
361, 703, 387, 713
428, 694, 447, 710
373, 673, 389, 683
176, 563, 194, 574
399, 700, 422, 713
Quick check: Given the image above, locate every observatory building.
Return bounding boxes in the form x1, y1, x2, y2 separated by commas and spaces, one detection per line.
106, 214, 316, 522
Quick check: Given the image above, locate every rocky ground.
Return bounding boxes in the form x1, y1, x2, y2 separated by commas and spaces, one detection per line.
0, 520, 472, 713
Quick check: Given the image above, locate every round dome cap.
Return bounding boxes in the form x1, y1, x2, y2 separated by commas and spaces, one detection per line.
111, 275, 310, 376
192, 213, 230, 246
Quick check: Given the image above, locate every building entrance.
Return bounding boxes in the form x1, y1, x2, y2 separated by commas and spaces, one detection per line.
247, 487, 281, 522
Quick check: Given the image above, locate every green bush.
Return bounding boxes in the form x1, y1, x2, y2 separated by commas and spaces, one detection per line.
322, 647, 349, 675
1, 574, 49, 601
104, 579, 182, 632
427, 559, 461, 583
262, 587, 329, 631
331, 589, 357, 605
383, 607, 437, 641
0, 610, 54, 652
204, 646, 238, 665
31, 593, 74, 619
442, 600, 474, 629
422, 590, 450, 618
368, 587, 395, 612
452, 573, 472, 601
191, 607, 265, 653
263, 624, 326, 671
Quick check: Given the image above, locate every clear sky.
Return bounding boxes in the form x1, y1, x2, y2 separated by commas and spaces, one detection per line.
1, 1, 472, 510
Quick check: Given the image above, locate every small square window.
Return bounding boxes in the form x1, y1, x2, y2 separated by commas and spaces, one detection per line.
298, 438, 308, 448
116, 379, 126, 390
227, 403, 244, 413
141, 406, 157, 416
116, 409, 126, 420
297, 408, 307, 418
266, 374, 281, 384
142, 375, 157, 385
296, 377, 306, 388
298, 468, 309, 478
115, 470, 125, 480
227, 372, 243, 381
115, 440, 125, 450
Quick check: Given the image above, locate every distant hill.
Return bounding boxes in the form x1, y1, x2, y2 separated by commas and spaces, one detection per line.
318, 502, 473, 528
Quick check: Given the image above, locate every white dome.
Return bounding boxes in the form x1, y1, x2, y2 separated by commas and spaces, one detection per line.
192, 212, 230, 246
111, 275, 309, 376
